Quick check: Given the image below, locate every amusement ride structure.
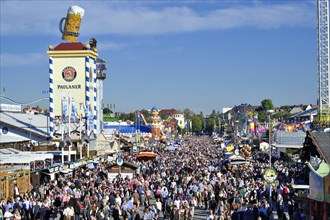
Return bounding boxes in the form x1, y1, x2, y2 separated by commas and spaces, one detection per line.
318, 0, 330, 125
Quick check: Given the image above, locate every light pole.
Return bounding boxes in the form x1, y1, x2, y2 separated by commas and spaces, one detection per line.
28, 117, 32, 142
267, 109, 275, 205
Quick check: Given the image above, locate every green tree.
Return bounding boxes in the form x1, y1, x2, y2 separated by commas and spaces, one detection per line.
198, 112, 205, 131
274, 112, 292, 122
261, 99, 274, 110
205, 110, 217, 134
159, 113, 167, 121
183, 108, 194, 120
119, 112, 135, 122
139, 109, 150, 119
103, 108, 112, 115
258, 111, 267, 122
192, 115, 203, 133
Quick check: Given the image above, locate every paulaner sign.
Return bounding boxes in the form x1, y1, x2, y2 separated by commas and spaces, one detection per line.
57, 66, 81, 89
57, 84, 81, 89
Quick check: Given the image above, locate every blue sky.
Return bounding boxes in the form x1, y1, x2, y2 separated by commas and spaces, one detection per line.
0, 0, 317, 114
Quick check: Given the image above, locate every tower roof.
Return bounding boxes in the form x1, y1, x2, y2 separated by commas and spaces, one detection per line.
53, 42, 87, 51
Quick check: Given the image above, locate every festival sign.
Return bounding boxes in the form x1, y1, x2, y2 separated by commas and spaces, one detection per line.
263, 167, 278, 184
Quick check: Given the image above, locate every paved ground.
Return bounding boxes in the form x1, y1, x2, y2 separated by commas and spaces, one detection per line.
192, 207, 209, 219
132, 199, 208, 219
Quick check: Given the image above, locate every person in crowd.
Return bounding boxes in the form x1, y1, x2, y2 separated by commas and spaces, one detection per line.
4, 208, 13, 220
112, 203, 121, 220
63, 204, 74, 220
0, 206, 3, 220
13, 208, 21, 220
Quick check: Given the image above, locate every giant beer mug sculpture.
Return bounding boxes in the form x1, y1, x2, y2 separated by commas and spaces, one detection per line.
59, 6, 85, 42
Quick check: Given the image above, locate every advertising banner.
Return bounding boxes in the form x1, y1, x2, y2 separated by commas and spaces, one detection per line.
0, 104, 22, 112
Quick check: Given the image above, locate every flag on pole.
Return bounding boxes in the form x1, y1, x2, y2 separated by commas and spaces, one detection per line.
71, 99, 76, 121
88, 108, 93, 131
83, 104, 89, 119
62, 98, 68, 123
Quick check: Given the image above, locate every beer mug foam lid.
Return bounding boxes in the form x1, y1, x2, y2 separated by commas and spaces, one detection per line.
68, 5, 85, 17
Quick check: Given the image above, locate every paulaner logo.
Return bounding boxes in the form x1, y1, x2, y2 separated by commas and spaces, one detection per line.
62, 66, 77, 82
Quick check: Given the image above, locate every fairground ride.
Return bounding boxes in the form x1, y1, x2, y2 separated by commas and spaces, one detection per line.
317, 0, 330, 126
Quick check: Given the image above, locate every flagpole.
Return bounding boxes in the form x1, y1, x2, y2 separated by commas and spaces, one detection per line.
68, 94, 71, 162
79, 103, 82, 159
87, 106, 90, 158
61, 97, 64, 163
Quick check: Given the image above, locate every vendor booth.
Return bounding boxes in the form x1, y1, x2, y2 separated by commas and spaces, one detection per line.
106, 161, 138, 181
307, 161, 330, 220
0, 166, 30, 200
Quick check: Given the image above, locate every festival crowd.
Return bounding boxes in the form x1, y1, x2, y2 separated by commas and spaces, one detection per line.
0, 135, 309, 220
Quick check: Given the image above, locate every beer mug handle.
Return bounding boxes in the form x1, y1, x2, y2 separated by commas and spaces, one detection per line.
59, 17, 66, 34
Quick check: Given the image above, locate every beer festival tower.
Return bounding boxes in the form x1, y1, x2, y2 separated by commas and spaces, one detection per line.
47, 43, 99, 140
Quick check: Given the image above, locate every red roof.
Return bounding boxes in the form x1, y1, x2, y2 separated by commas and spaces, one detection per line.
53, 42, 86, 51
159, 109, 181, 117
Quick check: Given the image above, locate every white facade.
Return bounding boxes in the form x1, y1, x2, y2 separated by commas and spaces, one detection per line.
173, 114, 185, 129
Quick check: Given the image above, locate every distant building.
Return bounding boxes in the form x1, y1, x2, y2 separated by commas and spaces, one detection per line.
159, 109, 181, 119
159, 109, 184, 131
289, 104, 316, 115
290, 107, 318, 122
222, 107, 232, 123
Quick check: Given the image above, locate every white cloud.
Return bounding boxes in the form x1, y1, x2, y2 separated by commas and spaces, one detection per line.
0, 1, 314, 36
0, 53, 45, 67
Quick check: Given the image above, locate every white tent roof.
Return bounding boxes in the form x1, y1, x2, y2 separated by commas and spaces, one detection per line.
0, 135, 29, 143
0, 112, 49, 143
0, 148, 53, 164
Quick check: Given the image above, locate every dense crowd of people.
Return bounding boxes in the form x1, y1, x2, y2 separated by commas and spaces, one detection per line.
0, 135, 309, 220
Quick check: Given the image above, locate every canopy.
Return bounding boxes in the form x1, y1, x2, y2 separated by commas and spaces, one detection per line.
135, 152, 158, 159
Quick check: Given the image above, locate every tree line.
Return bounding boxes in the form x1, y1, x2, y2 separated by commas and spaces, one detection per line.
102, 99, 295, 134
